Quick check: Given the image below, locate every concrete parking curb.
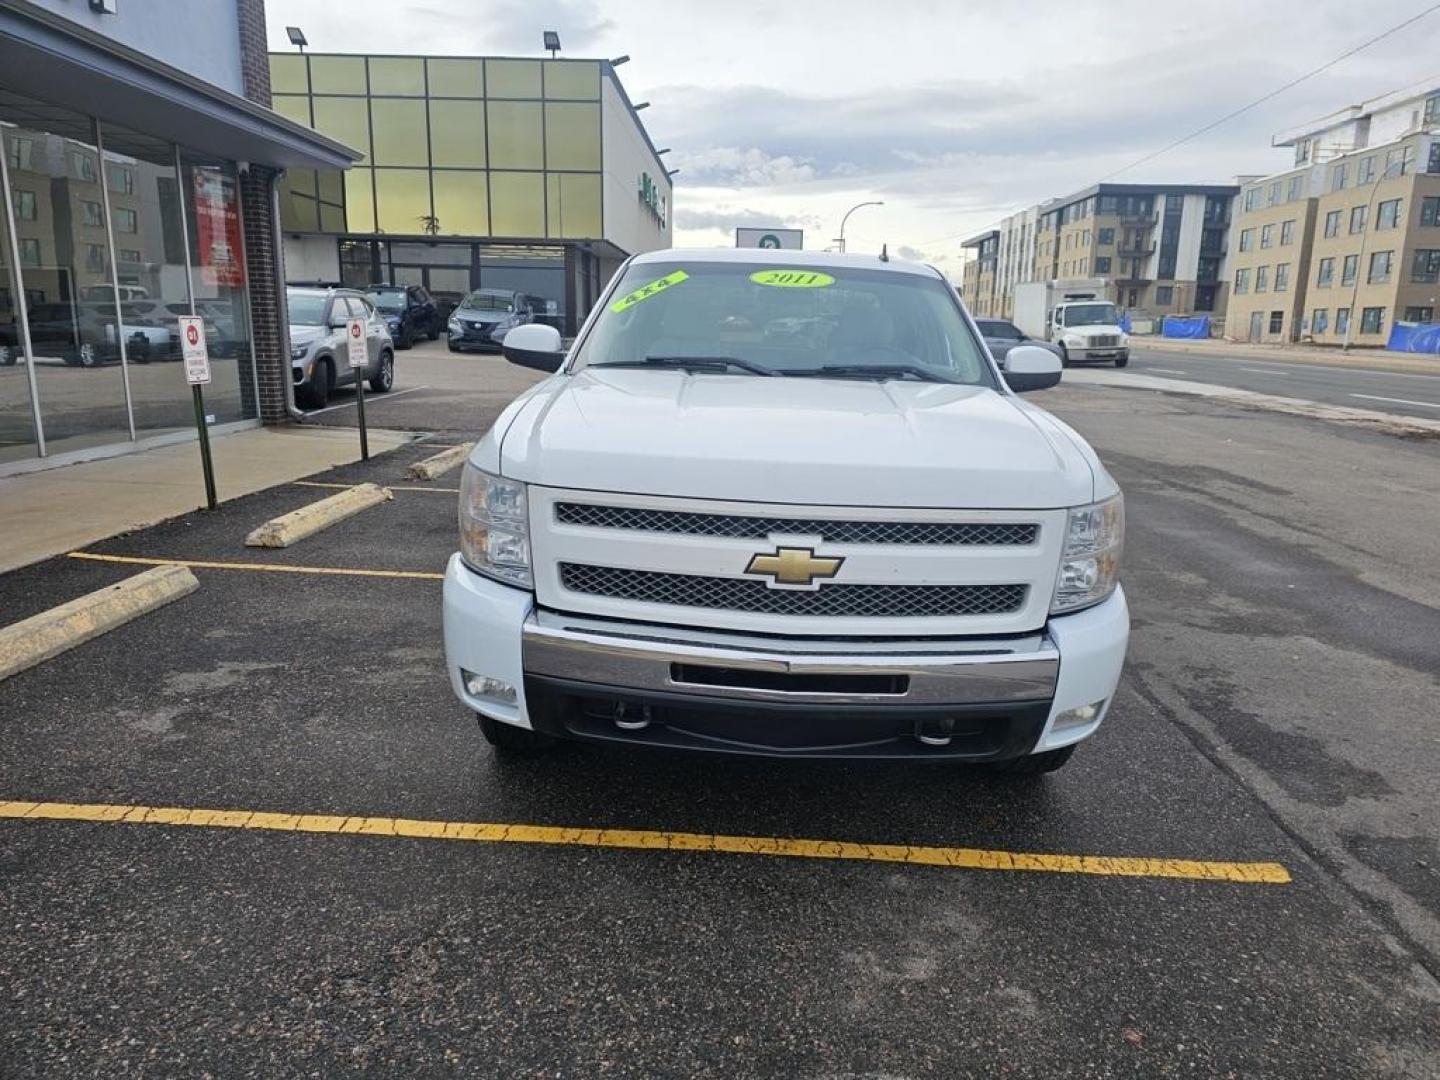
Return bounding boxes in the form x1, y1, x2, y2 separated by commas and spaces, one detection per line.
406, 442, 475, 481
0, 564, 199, 682
244, 483, 393, 548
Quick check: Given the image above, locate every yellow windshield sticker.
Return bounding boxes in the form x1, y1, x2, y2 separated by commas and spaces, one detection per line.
749, 269, 835, 288
611, 270, 690, 313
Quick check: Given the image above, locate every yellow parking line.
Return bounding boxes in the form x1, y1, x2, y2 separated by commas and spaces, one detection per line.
0, 798, 1291, 885
293, 481, 460, 494
67, 551, 443, 581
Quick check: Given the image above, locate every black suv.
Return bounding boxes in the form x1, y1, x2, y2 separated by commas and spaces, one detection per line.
365, 284, 441, 350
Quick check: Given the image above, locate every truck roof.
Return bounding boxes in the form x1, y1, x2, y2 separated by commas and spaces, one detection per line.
630, 247, 943, 279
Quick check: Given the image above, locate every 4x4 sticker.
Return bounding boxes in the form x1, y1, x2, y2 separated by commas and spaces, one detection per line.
611, 270, 690, 313
749, 269, 835, 288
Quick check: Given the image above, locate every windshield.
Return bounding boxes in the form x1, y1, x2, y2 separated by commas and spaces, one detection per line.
366, 290, 406, 314
977, 320, 1021, 339
458, 290, 515, 313
287, 290, 328, 326
573, 261, 994, 385
1062, 303, 1118, 327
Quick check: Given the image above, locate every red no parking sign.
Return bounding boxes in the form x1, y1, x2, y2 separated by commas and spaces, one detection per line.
178, 316, 210, 386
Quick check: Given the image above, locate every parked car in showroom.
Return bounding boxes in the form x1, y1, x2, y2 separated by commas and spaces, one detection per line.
287, 285, 394, 408
974, 318, 1064, 369
447, 288, 533, 352
443, 249, 1126, 776
366, 284, 441, 349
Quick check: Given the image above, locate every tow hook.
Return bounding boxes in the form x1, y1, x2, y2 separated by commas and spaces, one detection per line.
915, 716, 955, 747
614, 702, 652, 731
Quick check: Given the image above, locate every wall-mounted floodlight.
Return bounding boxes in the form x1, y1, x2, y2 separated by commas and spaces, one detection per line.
634, 102, 650, 111
610, 55, 631, 66
543, 31, 561, 57
286, 26, 307, 52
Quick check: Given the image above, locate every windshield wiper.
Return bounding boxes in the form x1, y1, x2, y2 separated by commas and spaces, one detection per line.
592, 355, 778, 377
793, 364, 961, 384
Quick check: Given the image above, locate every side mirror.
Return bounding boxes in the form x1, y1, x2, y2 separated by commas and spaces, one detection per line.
501, 322, 564, 373
1002, 345, 1062, 393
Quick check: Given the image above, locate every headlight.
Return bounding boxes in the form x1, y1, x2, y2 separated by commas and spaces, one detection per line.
458, 463, 531, 588
448, 318, 461, 332
1050, 494, 1123, 614
1064, 334, 1085, 347
290, 343, 308, 360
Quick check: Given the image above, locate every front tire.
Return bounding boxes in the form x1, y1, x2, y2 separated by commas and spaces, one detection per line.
1058, 344, 1071, 368
370, 350, 394, 393
478, 713, 554, 755
989, 745, 1075, 775
301, 359, 332, 409
1114, 354, 1129, 368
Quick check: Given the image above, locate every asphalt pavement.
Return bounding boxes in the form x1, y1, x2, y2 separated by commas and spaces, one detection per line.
1126, 345, 1440, 417
2, 346, 1439, 1077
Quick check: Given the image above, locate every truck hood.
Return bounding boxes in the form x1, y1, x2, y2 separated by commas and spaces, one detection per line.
495, 369, 1096, 509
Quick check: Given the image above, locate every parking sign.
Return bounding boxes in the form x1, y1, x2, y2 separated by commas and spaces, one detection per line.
178, 316, 210, 385
346, 318, 366, 368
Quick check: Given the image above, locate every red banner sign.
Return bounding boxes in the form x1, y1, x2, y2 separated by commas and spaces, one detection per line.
192, 167, 245, 289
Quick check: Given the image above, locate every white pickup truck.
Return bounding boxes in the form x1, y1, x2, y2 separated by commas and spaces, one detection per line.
442, 250, 1128, 774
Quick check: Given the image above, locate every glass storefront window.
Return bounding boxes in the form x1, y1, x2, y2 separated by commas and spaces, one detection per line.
487, 102, 543, 169
367, 57, 425, 96
3, 115, 131, 456
429, 100, 487, 168
271, 95, 312, 126
427, 58, 484, 98
312, 97, 370, 163
486, 59, 542, 98
432, 172, 489, 235
489, 172, 545, 236
370, 99, 428, 167
543, 103, 601, 170
269, 54, 310, 94
0, 169, 40, 462
545, 173, 602, 239
308, 55, 367, 95
345, 168, 376, 233
374, 169, 432, 234
543, 61, 600, 100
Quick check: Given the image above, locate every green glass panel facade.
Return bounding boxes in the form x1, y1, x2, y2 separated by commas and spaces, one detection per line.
368, 57, 425, 96
490, 172, 545, 236
269, 54, 309, 94
271, 94, 311, 125
486, 101, 543, 169
544, 103, 601, 170
308, 55, 366, 94
432, 171, 489, 235
374, 168, 432, 233
311, 97, 370, 163
428, 100, 486, 168
345, 167, 376, 233
546, 172, 602, 239
543, 61, 600, 100
370, 99, 428, 166
486, 59, 542, 97
427, 58, 484, 98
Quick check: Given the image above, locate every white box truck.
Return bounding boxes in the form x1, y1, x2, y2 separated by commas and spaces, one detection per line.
1013, 281, 1129, 367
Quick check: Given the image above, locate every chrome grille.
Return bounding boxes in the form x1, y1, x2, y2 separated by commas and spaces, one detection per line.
1089, 335, 1119, 347
554, 503, 1037, 546
559, 563, 1027, 618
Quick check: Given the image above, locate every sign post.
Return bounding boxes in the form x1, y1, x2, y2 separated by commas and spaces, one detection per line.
178, 316, 217, 510
346, 318, 369, 461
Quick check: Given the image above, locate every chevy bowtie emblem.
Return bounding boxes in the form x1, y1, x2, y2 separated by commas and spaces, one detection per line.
745, 546, 844, 587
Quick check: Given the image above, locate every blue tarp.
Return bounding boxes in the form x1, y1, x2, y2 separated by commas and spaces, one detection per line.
1161, 315, 1211, 339
1386, 321, 1440, 354
1118, 313, 1133, 334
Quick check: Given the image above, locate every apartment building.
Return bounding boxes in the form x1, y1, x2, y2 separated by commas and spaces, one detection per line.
1228, 81, 1440, 345
960, 182, 1238, 322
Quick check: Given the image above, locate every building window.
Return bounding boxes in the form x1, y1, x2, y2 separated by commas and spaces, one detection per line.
1428, 94, 1440, 125
1239, 228, 1254, 252
1324, 210, 1341, 237
119, 248, 141, 263
1275, 263, 1290, 291
1155, 285, 1173, 304
69, 150, 96, 182
1387, 145, 1416, 176
1316, 257, 1335, 287
1358, 156, 1375, 184
1097, 227, 1114, 245
1094, 256, 1111, 273
7, 136, 34, 171
15, 189, 36, 221
81, 200, 103, 227
1281, 219, 1296, 245
1312, 308, 1329, 335
19, 237, 40, 266
1430, 143, 1440, 174
1243, 188, 1258, 212
1360, 307, 1385, 334
110, 167, 133, 195
1268, 181, 1281, 206
1349, 205, 1367, 233
1376, 198, 1401, 229
84, 243, 105, 272
1287, 175, 1304, 201
1422, 197, 1440, 226
1234, 268, 1250, 294
1269, 310, 1284, 334
1254, 265, 1269, 292
1403, 306, 1434, 323
1367, 250, 1393, 284
1336, 307, 1351, 334
114, 207, 138, 233
1412, 249, 1440, 282
1342, 254, 1358, 286
1332, 163, 1348, 191
1260, 224, 1274, 248
1295, 138, 1312, 165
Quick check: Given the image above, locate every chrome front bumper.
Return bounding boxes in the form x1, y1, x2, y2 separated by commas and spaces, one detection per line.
521, 610, 1058, 707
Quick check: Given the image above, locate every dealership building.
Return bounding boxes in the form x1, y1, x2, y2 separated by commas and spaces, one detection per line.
268, 51, 674, 334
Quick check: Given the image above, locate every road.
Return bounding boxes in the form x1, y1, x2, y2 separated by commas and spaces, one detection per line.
2, 342, 1439, 1076
1126, 345, 1440, 417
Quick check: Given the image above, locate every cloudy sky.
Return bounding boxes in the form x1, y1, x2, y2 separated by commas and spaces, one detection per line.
267, 0, 1440, 278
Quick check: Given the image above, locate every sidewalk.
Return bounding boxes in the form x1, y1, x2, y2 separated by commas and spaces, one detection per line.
0, 424, 417, 574
1136, 336, 1440, 375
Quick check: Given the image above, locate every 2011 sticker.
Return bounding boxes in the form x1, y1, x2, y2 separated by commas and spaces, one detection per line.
749, 269, 835, 288
611, 270, 690, 312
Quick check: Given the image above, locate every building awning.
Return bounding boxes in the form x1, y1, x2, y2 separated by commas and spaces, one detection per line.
0, 2, 358, 170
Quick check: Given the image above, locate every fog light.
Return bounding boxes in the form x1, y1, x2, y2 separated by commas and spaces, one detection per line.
462, 670, 516, 705
1053, 699, 1105, 732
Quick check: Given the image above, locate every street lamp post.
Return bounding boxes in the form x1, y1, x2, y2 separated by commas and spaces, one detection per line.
835, 200, 883, 253
1343, 159, 1402, 351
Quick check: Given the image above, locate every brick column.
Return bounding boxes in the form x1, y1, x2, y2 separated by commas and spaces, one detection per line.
235, 0, 292, 423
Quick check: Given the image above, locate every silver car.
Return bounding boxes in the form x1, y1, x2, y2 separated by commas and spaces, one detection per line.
287, 286, 395, 409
